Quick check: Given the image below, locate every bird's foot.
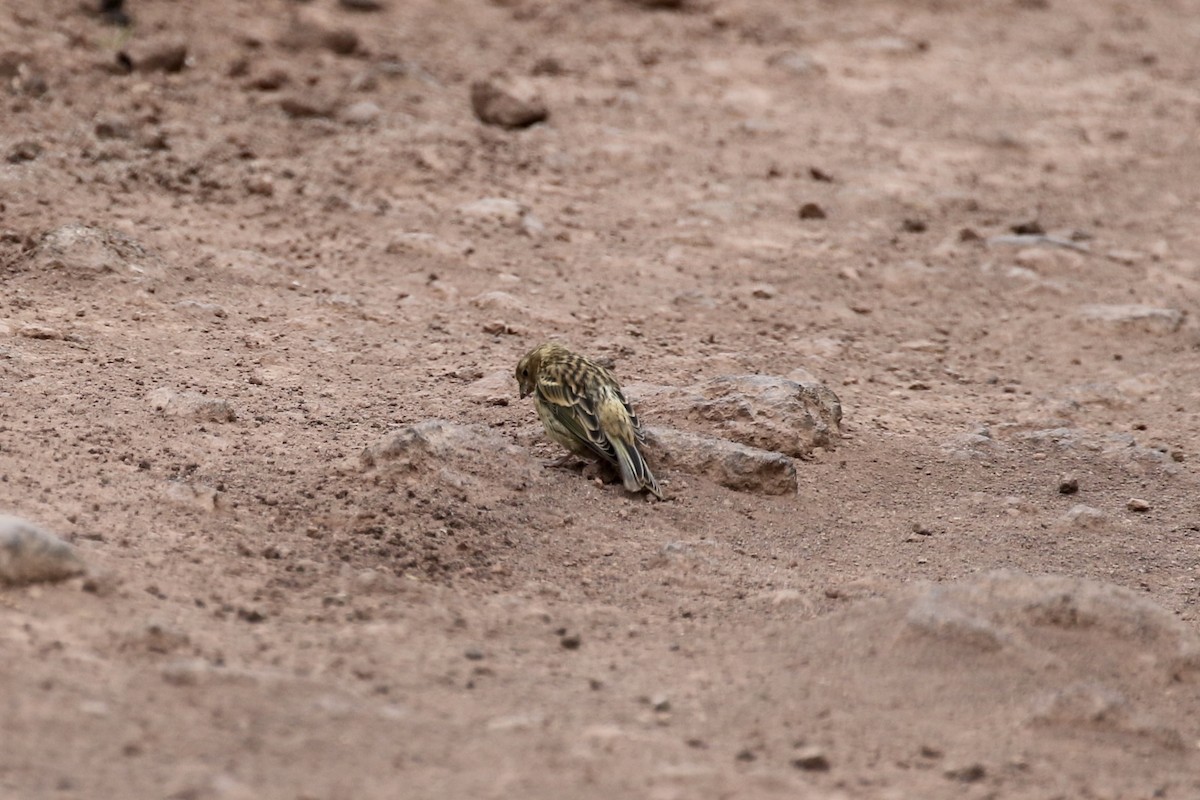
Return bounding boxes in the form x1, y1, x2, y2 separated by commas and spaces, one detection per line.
543, 454, 582, 470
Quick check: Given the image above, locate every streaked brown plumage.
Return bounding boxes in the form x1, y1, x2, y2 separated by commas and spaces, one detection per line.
516, 342, 663, 500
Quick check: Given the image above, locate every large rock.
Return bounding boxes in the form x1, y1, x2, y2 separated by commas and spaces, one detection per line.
633, 375, 841, 458
0, 515, 85, 586
645, 426, 797, 495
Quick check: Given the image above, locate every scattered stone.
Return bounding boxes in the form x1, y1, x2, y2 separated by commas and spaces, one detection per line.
748, 283, 777, 300
625, 0, 684, 7
94, 117, 133, 140
464, 648, 485, 661
146, 388, 237, 423
910, 522, 934, 536
280, 94, 338, 119
1010, 220, 1045, 235
459, 197, 526, 225
470, 77, 548, 129
646, 426, 797, 495
1058, 504, 1106, 530
7, 140, 42, 163
465, 371, 514, 407
769, 51, 825, 76
798, 202, 826, 220
342, 100, 381, 125
339, 0, 385, 9
128, 41, 188, 73
1058, 476, 1079, 495
944, 763, 986, 783
1126, 498, 1150, 513
278, 14, 361, 55
386, 232, 473, 259
901, 218, 927, 233
245, 65, 291, 91
560, 632, 582, 650
0, 515, 85, 586
650, 694, 671, 712
1077, 304, 1183, 335
17, 323, 63, 340
165, 482, 222, 512
322, 28, 360, 54
791, 746, 830, 772
21, 224, 162, 279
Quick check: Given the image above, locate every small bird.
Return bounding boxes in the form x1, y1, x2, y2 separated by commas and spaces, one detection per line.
516, 342, 663, 500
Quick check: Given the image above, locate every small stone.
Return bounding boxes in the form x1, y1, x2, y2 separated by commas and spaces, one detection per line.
650, 694, 671, 712
910, 522, 934, 536
625, 0, 684, 7
0, 515, 85, 586
339, 0, 384, 9
470, 77, 548, 129
901, 218, 927, 233
245, 66, 290, 91
560, 632, 582, 650
322, 28, 360, 55
1058, 477, 1079, 495
280, 95, 337, 119
464, 648, 485, 661
94, 117, 133, 140
735, 748, 756, 762
1077, 304, 1183, 335
791, 746, 830, 772
131, 41, 188, 73
146, 388, 237, 423
944, 763, 986, 783
798, 202, 826, 220
7, 140, 42, 163
458, 197, 527, 226
1010, 220, 1044, 235
342, 100, 381, 125
17, 323, 63, 340
1127, 498, 1150, 512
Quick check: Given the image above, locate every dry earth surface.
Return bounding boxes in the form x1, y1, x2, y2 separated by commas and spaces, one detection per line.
3, 0, 1200, 797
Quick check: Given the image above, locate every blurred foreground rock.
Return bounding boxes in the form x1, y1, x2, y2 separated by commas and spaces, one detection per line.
0, 515, 85, 586
646, 427, 797, 495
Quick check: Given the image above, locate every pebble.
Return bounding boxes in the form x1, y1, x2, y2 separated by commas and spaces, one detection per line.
791, 746, 830, 772
458, 197, 528, 226
280, 95, 338, 120
131, 41, 188, 73
944, 763, 986, 783
339, 0, 385, 9
1058, 477, 1079, 495
1126, 498, 1150, 513
1076, 304, 1183, 335
146, 388, 237, 423
560, 632, 582, 650
0, 514, 85, 586
470, 77, 548, 129
7, 140, 42, 163
342, 100, 381, 126
798, 202, 827, 220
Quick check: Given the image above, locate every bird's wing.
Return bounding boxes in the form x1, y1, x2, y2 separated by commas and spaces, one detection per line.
536, 373, 619, 464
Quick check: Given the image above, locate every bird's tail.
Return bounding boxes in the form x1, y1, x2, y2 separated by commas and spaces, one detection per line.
612, 439, 664, 500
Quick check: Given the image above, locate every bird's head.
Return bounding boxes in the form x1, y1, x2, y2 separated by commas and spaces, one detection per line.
515, 342, 563, 399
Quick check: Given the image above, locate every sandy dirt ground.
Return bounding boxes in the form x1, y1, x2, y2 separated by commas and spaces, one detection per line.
3, 0, 1200, 797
